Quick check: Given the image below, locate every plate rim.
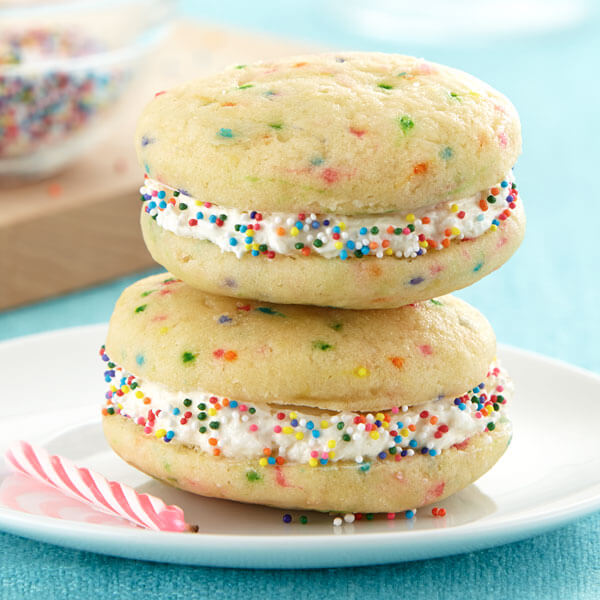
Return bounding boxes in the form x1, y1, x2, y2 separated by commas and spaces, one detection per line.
0, 488, 598, 568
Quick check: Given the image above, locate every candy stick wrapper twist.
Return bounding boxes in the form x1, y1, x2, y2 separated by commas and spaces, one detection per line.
4, 440, 194, 533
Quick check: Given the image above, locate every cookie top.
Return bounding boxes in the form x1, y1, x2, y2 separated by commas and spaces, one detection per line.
105, 274, 496, 410
135, 52, 520, 215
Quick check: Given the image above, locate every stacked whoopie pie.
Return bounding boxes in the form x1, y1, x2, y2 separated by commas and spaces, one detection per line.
101, 53, 524, 513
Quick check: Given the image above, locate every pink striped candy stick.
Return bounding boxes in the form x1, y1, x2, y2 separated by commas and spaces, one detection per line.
4, 440, 194, 532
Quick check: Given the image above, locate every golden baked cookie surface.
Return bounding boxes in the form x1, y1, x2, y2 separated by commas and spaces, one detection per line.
106, 274, 495, 409
135, 52, 521, 214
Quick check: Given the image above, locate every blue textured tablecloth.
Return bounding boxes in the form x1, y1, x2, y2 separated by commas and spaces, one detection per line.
1, 2, 599, 597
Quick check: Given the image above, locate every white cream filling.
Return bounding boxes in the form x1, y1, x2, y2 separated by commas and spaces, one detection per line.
140, 173, 517, 260
104, 362, 510, 466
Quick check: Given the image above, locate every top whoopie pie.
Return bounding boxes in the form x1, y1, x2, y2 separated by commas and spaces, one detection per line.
136, 52, 525, 309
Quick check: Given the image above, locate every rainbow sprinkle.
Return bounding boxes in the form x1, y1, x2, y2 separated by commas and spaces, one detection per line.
0, 28, 130, 160
140, 175, 519, 261
100, 346, 509, 469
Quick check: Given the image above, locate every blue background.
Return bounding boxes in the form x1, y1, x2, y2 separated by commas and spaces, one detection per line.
1, 1, 599, 597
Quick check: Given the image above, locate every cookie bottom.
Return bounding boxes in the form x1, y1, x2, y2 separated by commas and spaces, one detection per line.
141, 201, 525, 309
103, 414, 512, 513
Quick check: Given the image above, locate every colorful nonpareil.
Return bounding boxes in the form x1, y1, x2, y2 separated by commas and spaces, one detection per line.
0, 28, 129, 160
141, 175, 518, 261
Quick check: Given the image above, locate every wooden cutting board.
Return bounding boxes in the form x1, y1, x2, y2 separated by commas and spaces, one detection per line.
0, 22, 313, 310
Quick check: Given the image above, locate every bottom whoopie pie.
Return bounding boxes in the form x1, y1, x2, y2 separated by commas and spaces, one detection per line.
101, 274, 512, 513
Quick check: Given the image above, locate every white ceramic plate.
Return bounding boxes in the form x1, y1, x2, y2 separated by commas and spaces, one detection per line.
0, 324, 599, 569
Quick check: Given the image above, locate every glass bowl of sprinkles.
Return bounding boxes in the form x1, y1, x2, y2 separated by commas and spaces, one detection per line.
0, 0, 176, 183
